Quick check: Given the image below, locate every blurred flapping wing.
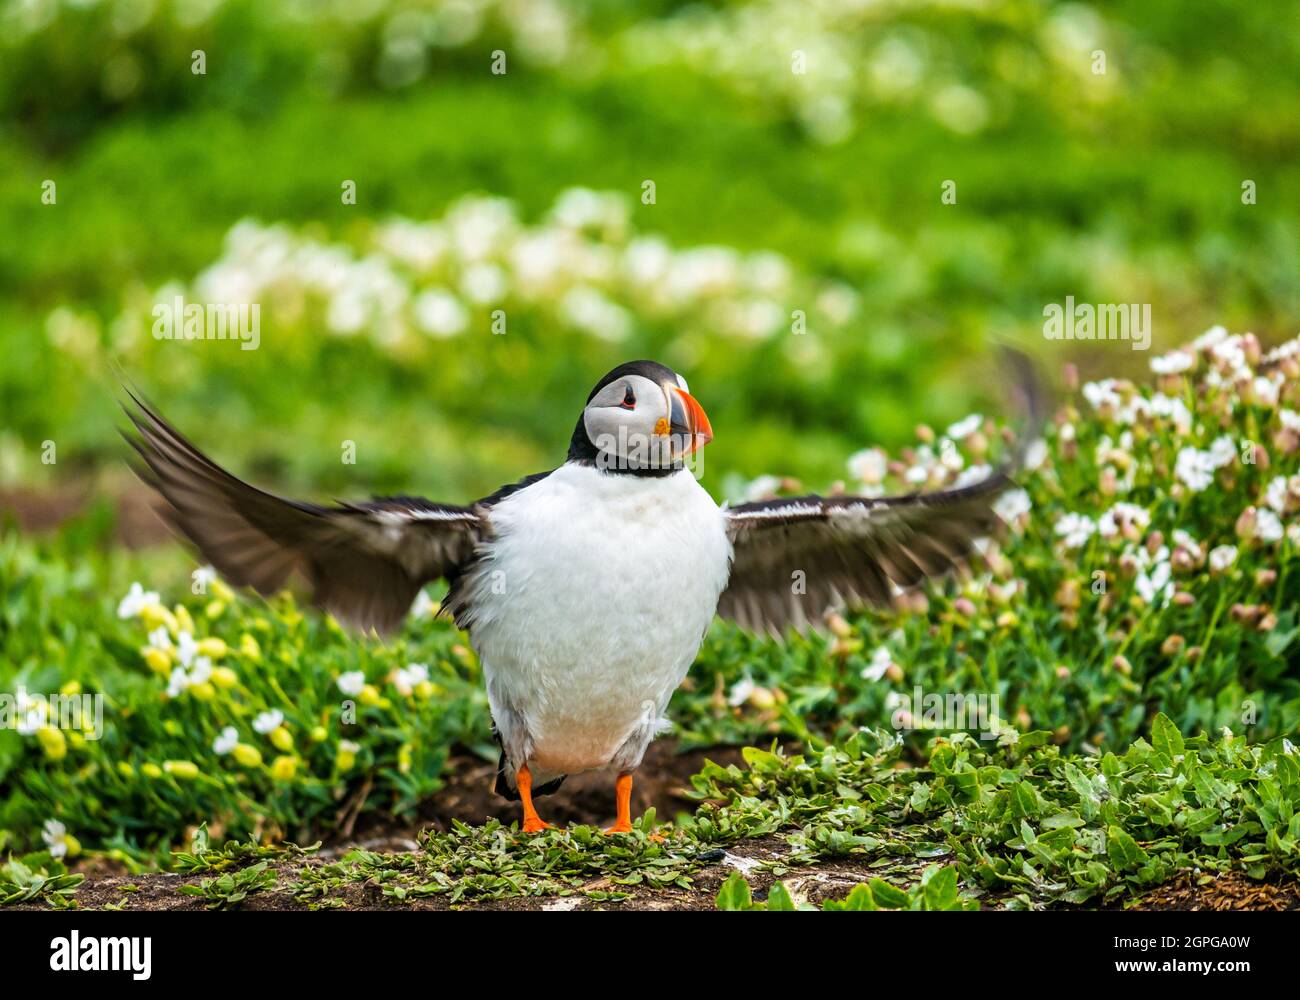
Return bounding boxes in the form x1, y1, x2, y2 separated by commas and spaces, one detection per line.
719, 473, 1011, 636
123, 391, 485, 636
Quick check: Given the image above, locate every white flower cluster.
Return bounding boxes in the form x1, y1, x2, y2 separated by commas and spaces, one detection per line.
115, 189, 856, 353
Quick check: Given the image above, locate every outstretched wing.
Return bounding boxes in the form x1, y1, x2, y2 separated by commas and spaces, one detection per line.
718, 473, 1011, 636
123, 392, 486, 636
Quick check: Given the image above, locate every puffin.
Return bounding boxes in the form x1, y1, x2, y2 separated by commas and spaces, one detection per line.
125, 359, 1024, 834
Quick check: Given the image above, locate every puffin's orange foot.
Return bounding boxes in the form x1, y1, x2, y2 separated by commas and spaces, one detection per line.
515, 763, 553, 834
604, 772, 636, 835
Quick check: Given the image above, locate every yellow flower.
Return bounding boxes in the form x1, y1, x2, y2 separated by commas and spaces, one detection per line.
116, 761, 136, 778
337, 740, 359, 772
174, 605, 196, 636
211, 577, 235, 602
37, 727, 67, 761
239, 634, 262, 662
205, 599, 227, 619
211, 666, 238, 689
232, 743, 263, 768
140, 604, 178, 634
270, 755, 297, 781
309, 725, 328, 743
197, 637, 228, 659
189, 682, 216, 701
358, 684, 381, 706
142, 647, 171, 675
413, 680, 435, 700
163, 760, 200, 780
269, 726, 294, 752
68, 732, 87, 750
63, 834, 82, 858
59, 679, 82, 697
397, 744, 412, 774
141, 762, 164, 779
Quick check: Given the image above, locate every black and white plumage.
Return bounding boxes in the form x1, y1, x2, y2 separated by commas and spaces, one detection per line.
124, 359, 1031, 826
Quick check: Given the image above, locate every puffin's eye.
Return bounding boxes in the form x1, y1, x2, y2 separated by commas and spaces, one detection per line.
620, 385, 636, 409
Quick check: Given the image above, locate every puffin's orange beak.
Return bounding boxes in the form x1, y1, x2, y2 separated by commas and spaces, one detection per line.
667, 386, 713, 455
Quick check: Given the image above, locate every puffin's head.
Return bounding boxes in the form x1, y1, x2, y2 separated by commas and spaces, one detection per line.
571, 360, 713, 472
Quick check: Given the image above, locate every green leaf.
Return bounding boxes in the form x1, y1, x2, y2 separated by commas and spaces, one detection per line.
715, 871, 754, 911
1151, 714, 1185, 758
1106, 826, 1149, 872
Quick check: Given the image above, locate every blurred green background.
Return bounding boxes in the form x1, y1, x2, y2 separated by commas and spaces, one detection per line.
2, 0, 1298, 509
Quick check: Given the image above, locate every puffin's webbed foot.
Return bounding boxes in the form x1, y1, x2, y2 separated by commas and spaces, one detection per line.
516, 764, 553, 834
603, 773, 634, 834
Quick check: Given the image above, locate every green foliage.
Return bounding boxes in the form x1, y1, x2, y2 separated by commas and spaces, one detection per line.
0, 852, 84, 909
688, 721, 1300, 908
0, 526, 489, 863
716, 864, 976, 911
178, 861, 278, 909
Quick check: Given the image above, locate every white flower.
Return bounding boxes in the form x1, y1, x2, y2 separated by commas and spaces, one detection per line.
1207, 436, 1236, 466
193, 565, 218, 590
1208, 545, 1237, 572
1098, 502, 1149, 540
1256, 509, 1284, 543
993, 488, 1031, 523
461, 263, 508, 304
147, 627, 172, 650
411, 590, 436, 618
392, 662, 430, 696
166, 667, 190, 698
1082, 380, 1121, 411
253, 709, 284, 734
953, 464, 991, 489
188, 656, 212, 686
1023, 438, 1049, 471
847, 447, 886, 485
117, 582, 160, 619
1193, 325, 1229, 351
413, 289, 468, 338
1149, 394, 1193, 434
213, 726, 239, 755
743, 475, 782, 501
1265, 476, 1289, 513
1174, 440, 1234, 492
15, 688, 48, 735
1280, 409, 1300, 433
336, 671, 366, 697
1136, 560, 1174, 606
945, 414, 982, 439
1150, 350, 1194, 375
1253, 376, 1281, 407
43, 819, 69, 859
727, 677, 755, 707
175, 631, 198, 668
861, 647, 892, 682
1054, 512, 1096, 549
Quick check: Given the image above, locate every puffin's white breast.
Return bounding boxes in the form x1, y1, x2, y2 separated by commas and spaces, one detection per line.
463, 464, 731, 776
